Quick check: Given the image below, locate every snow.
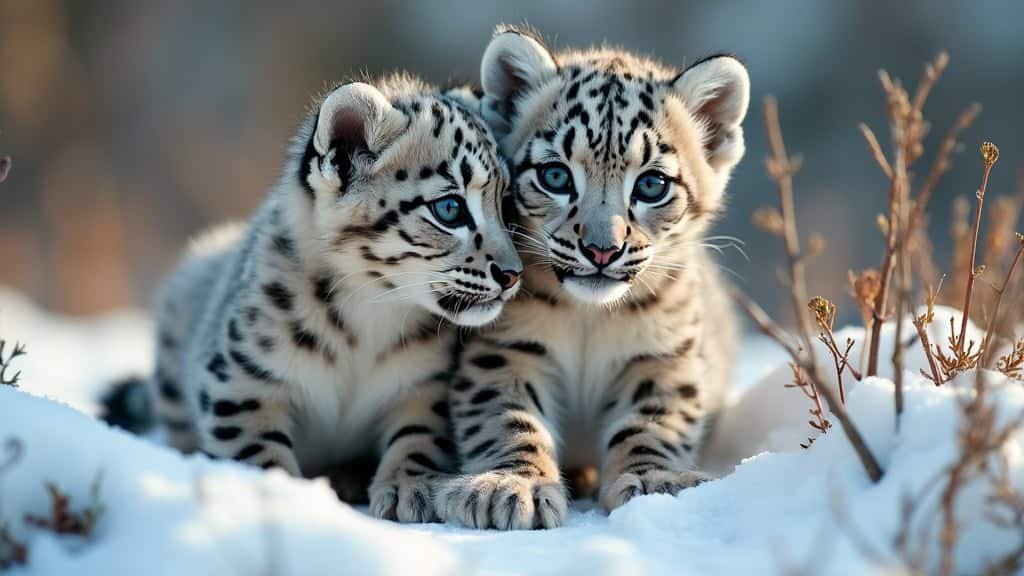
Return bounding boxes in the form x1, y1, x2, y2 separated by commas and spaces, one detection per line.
1, 289, 1023, 575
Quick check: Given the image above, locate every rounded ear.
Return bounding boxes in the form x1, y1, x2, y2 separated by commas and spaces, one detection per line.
672, 55, 750, 172
480, 27, 558, 134
313, 82, 406, 158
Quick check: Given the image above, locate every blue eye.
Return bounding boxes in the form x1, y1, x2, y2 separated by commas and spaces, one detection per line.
537, 163, 574, 194
632, 171, 670, 203
429, 196, 470, 227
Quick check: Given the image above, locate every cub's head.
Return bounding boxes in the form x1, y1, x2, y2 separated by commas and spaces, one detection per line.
295, 76, 521, 326
479, 28, 749, 305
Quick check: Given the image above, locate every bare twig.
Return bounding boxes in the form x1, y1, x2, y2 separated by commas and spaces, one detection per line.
913, 284, 946, 385
981, 236, 1024, 362
957, 143, 999, 350
891, 132, 912, 425
785, 363, 831, 449
809, 296, 861, 404
763, 97, 815, 355
0, 340, 27, 388
1000, 338, 1024, 380
858, 124, 893, 179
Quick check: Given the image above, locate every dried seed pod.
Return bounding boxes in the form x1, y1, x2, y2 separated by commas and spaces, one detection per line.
981, 141, 1000, 168
807, 296, 836, 330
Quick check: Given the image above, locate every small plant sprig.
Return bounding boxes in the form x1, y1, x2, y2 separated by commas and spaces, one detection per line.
783, 363, 832, 449
0, 340, 27, 388
918, 144, 1023, 384
955, 142, 1000, 351
914, 284, 947, 385
24, 478, 104, 538
999, 338, 1024, 381
981, 231, 1024, 359
808, 296, 861, 405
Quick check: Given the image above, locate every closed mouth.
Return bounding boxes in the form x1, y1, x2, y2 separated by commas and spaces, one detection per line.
436, 292, 503, 314
563, 273, 627, 288
556, 267, 627, 284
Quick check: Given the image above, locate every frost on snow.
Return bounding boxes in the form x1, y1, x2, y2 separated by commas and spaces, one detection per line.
1, 289, 1023, 575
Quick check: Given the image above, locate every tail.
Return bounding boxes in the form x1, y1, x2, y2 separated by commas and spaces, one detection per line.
100, 376, 156, 434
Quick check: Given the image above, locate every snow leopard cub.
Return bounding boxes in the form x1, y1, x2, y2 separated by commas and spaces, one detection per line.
149, 75, 521, 523
438, 28, 745, 529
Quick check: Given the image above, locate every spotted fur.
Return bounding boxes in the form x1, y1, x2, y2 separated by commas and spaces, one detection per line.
148, 74, 520, 523
438, 28, 745, 529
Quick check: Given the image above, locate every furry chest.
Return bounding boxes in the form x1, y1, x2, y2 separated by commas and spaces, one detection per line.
291, 334, 451, 473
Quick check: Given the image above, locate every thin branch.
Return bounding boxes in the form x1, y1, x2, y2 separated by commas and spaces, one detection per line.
763, 97, 816, 363
914, 284, 946, 385
859, 124, 893, 179
0, 341, 27, 388
958, 143, 999, 350
732, 289, 801, 360
982, 238, 1024, 361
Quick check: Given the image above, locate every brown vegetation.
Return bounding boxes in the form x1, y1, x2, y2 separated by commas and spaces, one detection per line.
742, 52, 1024, 575
0, 437, 104, 569
0, 339, 26, 388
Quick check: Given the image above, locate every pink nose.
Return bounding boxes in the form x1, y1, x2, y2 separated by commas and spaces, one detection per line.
490, 263, 521, 291
583, 244, 622, 267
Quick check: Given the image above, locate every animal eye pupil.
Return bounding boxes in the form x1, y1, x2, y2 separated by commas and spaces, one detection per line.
633, 172, 669, 202
431, 197, 466, 226
538, 164, 573, 194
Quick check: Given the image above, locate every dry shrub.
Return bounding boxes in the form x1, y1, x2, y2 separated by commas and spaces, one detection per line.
741, 52, 1024, 575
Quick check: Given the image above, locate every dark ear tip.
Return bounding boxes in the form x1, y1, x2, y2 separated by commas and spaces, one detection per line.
492, 23, 549, 49
687, 53, 746, 71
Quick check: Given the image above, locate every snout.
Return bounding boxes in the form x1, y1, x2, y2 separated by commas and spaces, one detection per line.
580, 241, 625, 268
489, 262, 520, 291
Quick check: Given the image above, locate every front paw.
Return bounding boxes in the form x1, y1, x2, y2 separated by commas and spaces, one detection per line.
437, 472, 567, 530
599, 469, 711, 511
369, 475, 438, 523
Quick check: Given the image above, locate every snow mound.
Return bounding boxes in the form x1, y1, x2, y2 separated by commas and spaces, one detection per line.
0, 288, 152, 416
1, 291, 1022, 575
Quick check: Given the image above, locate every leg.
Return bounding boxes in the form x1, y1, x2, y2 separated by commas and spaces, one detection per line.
437, 338, 567, 530
368, 376, 455, 523
194, 348, 301, 476
598, 352, 711, 512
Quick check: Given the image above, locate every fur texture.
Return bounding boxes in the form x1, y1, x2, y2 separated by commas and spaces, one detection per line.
148, 74, 521, 523
437, 28, 746, 529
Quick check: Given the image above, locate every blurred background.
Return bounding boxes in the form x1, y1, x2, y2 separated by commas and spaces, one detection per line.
1, 0, 1021, 325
